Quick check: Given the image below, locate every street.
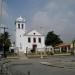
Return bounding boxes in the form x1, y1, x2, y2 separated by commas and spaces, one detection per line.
1, 55, 75, 75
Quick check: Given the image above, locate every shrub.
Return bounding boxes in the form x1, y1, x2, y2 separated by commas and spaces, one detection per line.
46, 51, 54, 55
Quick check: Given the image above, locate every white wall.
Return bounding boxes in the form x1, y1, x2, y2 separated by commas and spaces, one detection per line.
15, 21, 25, 52
15, 18, 45, 53
22, 35, 45, 53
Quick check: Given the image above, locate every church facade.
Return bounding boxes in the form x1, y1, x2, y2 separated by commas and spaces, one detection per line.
15, 16, 45, 53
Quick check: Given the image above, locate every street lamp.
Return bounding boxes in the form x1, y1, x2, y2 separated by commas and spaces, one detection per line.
40, 26, 43, 59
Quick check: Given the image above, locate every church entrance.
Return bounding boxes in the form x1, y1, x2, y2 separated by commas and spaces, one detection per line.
31, 44, 37, 53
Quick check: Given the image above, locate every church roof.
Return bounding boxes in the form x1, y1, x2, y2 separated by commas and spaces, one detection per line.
16, 16, 25, 22
24, 30, 44, 36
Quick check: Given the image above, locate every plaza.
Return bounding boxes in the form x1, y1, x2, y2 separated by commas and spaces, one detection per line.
0, 55, 75, 75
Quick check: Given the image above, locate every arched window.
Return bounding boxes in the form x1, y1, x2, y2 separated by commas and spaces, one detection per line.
33, 33, 35, 35
18, 24, 20, 29
33, 38, 36, 43
28, 37, 31, 43
22, 24, 23, 29
38, 38, 41, 43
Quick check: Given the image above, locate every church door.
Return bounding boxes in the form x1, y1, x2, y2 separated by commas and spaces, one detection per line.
32, 44, 37, 52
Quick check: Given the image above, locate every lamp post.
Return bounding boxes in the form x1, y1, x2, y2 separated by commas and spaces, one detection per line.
40, 26, 43, 58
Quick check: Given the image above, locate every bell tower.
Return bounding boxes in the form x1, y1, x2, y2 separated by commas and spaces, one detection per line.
15, 16, 26, 51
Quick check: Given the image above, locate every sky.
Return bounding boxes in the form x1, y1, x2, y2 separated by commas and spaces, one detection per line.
0, 0, 75, 42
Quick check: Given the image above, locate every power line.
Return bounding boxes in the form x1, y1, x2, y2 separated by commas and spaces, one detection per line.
0, 26, 8, 32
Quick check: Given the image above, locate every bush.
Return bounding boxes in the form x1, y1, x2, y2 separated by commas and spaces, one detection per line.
31, 49, 35, 53
70, 48, 74, 55
46, 51, 54, 55
50, 52, 54, 55
70, 51, 74, 55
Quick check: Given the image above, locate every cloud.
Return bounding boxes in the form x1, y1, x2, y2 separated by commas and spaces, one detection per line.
0, 0, 14, 41
0, 0, 9, 33
31, 0, 75, 41
0, 0, 9, 25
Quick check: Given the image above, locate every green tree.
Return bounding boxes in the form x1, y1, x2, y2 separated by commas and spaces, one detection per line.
71, 39, 75, 55
0, 32, 11, 57
45, 31, 63, 47
72, 39, 75, 48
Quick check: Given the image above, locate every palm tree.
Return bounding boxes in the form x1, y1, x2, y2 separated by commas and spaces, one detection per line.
0, 32, 11, 57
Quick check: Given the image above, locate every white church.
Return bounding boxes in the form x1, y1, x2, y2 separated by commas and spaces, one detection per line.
15, 16, 45, 53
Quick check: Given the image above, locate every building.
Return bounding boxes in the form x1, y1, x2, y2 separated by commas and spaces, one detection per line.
15, 16, 45, 53
54, 43, 71, 53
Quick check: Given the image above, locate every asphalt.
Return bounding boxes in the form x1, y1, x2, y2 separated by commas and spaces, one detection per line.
1, 55, 75, 75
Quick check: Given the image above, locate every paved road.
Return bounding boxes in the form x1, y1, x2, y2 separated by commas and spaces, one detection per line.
1, 55, 75, 75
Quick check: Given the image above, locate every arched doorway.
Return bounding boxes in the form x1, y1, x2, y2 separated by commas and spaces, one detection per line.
32, 44, 37, 53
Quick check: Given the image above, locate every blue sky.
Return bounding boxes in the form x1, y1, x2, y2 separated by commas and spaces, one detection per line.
0, 0, 75, 42
7, 0, 48, 17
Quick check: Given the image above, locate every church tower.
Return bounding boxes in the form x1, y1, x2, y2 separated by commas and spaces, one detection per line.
15, 16, 26, 52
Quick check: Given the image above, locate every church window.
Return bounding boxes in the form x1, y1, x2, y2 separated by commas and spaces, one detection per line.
33, 33, 35, 35
33, 38, 36, 43
18, 24, 20, 29
28, 37, 31, 43
38, 38, 41, 43
22, 24, 23, 29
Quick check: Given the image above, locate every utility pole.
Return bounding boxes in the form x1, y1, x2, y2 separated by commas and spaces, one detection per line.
0, 0, 8, 58
0, 26, 8, 58
40, 26, 43, 59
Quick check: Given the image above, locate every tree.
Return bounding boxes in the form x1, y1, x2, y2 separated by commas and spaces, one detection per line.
71, 39, 75, 55
45, 31, 63, 47
0, 32, 11, 57
72, 39, 75, 48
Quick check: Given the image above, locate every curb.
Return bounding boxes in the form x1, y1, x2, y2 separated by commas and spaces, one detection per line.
40, 62, 64, 68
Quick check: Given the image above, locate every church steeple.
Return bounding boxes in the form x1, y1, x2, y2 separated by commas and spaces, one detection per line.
15, 16, 26, 49
16, 16, 25, 22
15, 16, 26, 31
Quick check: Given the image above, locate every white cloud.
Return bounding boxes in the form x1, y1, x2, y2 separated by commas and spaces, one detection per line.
0, 0, 9, 26
0, 0, 8, 17
32, 0, 75, 41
